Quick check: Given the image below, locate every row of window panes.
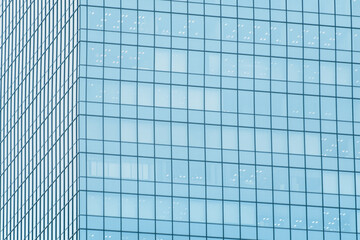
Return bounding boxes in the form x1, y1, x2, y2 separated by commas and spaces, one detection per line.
81, 140, 360, 173
84, 0, 360, 17
82, 191, 358, 232
82, 80, 360, 118
84, 44, 360, 80
83, 115, 358, 155
81, 154, 359, 193
84, 9, 360, 51
81, 229, 359, 240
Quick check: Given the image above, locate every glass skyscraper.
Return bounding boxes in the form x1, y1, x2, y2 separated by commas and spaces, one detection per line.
2, 0, 360, 239
1, 0, 79, 239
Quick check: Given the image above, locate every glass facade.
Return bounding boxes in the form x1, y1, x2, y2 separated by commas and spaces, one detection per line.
0, 1, 79, 239
2, 0, 360, 240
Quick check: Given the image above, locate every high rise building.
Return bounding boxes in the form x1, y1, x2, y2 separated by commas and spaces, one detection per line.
1, 1, 79, 239
2, 0, 360, 239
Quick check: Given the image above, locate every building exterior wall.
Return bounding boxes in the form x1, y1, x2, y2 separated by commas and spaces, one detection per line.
2, 0, 360, 240
79, 0, 360, 239
0, 1, 79, 239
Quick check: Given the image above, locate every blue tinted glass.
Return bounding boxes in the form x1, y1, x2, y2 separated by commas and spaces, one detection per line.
4, 0, 360, 239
